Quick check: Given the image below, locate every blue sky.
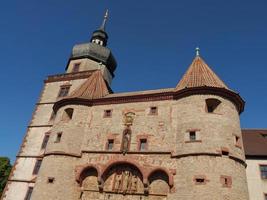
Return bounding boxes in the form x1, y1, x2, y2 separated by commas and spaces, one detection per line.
0, 0, 267, 162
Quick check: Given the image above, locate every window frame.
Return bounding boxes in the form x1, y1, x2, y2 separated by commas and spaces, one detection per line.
149, 106, 158, 115
57, 85, 71, 98
106, 139, 114, 151
72, 62, 81, 73
55, 132, 62, 143
260, 165, 267, 179
32, 159, 42, 175
41, 133, 50, 150
138, 138, 148, 151
103, 109, 112, 118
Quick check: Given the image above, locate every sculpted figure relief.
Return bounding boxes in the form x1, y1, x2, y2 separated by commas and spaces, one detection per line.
112, 168, 139, 194
121, 128, 131, 154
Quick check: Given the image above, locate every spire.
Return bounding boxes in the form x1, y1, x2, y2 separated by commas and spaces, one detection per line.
175, 54, 228, 91
68, 70, 110, 99
100, 9, 109, 31
90, 10, 109, 46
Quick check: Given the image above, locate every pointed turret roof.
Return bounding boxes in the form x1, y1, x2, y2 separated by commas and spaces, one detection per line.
69, 70, 110, 99
176, 55, 228, 91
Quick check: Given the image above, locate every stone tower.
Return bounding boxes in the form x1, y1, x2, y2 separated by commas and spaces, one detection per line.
1, 13, 249, 200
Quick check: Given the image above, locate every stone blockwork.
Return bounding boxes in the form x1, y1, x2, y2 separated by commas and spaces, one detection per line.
29, 93, 249, 200
1, 73, 91, 200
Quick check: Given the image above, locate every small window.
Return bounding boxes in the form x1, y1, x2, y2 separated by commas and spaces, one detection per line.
220, 176, 232, 188
49, 111, 56, 121
139, 139, 147, 151
189, 131, 196, 141
260, 165, 267, 179
107, 139, 114, 150
150, 106, 158, 115
222, 150, 229, 156
104, 110, 112, 118
58, 85, 70, 97
72, 63, 80, 73
55, 132, 62, 143
235, 136, 241, 148
194, 176, 206, 185
62, 108, 73, 121
24, 187, 33, 200
32, 159, 42, 175
47, 177, 55, 184
41, 134, 50, 150
206, 98, 221, 113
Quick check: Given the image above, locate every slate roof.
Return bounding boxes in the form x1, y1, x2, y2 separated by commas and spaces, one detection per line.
69, 70, 110, 99
176, 56, 228, 90
242, 129, 267, 157
70, 42, 117, 73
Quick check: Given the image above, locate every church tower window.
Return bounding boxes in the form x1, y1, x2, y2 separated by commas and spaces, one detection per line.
72, 63, 80, 73
58, 85, 70, 97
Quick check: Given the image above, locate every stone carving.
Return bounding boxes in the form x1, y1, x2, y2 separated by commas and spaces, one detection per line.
121, 128, 131, 154
112, 168, 139, 194
123, 112, 135, 126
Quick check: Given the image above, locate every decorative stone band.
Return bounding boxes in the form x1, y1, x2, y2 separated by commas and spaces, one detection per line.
44, 70, 96, 83
53, 86, 245, 114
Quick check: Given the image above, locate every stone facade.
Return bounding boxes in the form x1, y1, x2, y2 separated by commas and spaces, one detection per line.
1, 14, 251, 200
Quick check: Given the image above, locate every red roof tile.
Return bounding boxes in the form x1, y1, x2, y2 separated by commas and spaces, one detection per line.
68, 70, 110, 99
242, 129, 267, 156
176, 56, 228, 90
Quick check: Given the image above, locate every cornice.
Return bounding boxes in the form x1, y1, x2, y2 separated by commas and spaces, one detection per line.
53, 86, 245, 114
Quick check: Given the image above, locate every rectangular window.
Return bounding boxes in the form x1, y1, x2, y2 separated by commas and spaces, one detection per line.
32, 160, 42, 175
150, 106, 158, 115
72, 63, 80, 73
139, 139, 147, 151
58, 86, 70, 97
260, 165, 267, 179
107, 139, 114, 150
104, 110, 112, 118
25, 187, 33, 200
47, 177, 55, 184
41, 134, 50, 150
189, 131, 196, 141
235, 136, 241, 147
55, 132, 62, 143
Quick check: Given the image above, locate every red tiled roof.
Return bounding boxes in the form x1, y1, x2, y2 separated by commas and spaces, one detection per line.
176, 56, 228, 90
242, 129, 267, 156
68, 70, 110, 99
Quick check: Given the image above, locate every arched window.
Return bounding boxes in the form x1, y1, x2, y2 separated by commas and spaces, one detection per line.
205, 98, 221, 113
148, 170, 170, 195
62, 108, 74, 121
